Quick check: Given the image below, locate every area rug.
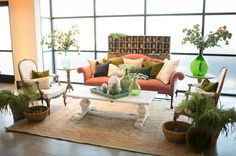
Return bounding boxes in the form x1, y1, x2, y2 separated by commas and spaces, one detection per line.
7, 98, 202, 156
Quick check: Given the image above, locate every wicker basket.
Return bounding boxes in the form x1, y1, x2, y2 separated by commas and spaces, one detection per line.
23, 106, 49, 122
162, 121, 190, 143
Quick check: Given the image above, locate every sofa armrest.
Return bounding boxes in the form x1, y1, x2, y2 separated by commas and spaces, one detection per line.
169, 71, 185, 94
77, 66, 92, 83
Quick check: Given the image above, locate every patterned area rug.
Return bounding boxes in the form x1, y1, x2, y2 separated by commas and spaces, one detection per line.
7, 98, 202, 156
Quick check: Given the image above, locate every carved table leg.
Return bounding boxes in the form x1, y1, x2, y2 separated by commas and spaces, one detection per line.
71, 98, 91, 120
134, 104, 149, 129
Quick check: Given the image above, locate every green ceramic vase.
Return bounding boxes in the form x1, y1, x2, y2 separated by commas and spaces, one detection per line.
120, 69, 132, 91
190, 54, 208, 76
129, 77, 141, 96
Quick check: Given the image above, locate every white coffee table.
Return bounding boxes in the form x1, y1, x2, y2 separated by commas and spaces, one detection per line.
66, 85, 157, 129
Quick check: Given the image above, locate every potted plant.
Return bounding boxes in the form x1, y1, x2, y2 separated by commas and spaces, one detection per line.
176, 93, 236, 151
41, 25, 80, 69
182, 24, 232, 76
0, 83, 38, 121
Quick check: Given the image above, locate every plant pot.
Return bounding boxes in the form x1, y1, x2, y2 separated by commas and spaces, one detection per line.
186, 127, 212, 151
190, 54, 208, 76
9, 104, 25, 121
162, 121, 190, 143
23, 106, 49, 122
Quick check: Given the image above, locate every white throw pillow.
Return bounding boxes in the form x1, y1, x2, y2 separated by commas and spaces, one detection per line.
88, 59, 103, 75
123, 58, 143, 68
156, 59, 180, 84
35, 76, 50, 89
108, 64, 124, 77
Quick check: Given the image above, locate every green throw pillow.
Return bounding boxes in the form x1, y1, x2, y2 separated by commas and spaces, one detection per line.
143, 60, 164, 79
32, 70, 49, 78
200, 79, 218, 92
129, 67, 151, 77
103, 57, 124, 66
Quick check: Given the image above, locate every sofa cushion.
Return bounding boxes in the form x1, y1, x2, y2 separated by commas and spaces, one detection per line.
137, 79, 171, 95
108, 64, 124, 77
130, 67, 151, 77
143, 60, 164, 79
156, 59, 180, 84
94, 62, 110, 77
88, 59, 104, 75
103, 57, 124, 66
123, 58, 143, 68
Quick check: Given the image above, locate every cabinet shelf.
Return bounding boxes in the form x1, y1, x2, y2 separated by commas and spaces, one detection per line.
108, 35, 170, 59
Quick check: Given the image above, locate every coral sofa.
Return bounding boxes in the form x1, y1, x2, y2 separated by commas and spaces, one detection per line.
77, 54, 185, 109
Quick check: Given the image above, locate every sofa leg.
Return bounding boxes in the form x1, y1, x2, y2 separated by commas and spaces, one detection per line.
170, 95, 173, 109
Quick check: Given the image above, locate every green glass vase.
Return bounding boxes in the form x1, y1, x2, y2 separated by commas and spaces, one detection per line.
190, 54, 208, 76
129, 77, 141, 96
120, 69, 132, 91
61, 53, 71, 69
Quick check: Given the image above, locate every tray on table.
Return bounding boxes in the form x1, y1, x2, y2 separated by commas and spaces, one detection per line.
90, 87, 129, 99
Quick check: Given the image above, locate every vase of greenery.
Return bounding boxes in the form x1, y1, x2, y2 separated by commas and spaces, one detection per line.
41, 25, 80, 69
176, 93, 236, 151
0, 83, 38, 121
182, 24, 232, 76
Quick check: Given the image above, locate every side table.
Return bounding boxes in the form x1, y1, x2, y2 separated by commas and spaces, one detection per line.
58, 68, 77, 92
186, 73, 214, 83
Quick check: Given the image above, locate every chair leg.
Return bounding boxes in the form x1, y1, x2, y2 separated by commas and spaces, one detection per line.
175, 90, 178, 97
63, 92, 67, 106
170, 95, 173, 109
45, 99, 51, 115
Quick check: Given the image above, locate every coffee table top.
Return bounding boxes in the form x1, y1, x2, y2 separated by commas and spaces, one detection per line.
66, 85, 157, 105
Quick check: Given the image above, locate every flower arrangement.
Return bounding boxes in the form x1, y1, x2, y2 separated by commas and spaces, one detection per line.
41, 25, 80, 55
182, 24, 232, 55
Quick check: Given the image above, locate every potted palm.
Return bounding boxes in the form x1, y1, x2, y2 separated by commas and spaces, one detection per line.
0, 83, 38, 121
176, 93, 236, 151
41, 25, 80, 69
182, 24, 232, 76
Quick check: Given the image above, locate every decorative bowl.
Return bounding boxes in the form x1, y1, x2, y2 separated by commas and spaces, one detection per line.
162, 121, 190, 143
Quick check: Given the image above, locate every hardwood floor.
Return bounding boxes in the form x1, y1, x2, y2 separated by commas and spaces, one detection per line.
0, 83, 236, 156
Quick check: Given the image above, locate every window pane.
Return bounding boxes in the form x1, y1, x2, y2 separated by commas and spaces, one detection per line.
53, 18, 94, 51
40, 0, 50, 17
0, 6, 11, 50
41, 19, 52, 51
55, 52, 95, 83
97, 52, 108, 59
146, 16, 202, 53
206, 0, 236, 13
96, 0, 144, 15
204, 15, 236, 54
147, 0, 203, 14
52, 0, 93, 17
96, 17, 144, 51
0, 52, 14, 75
43, 52, 53, 72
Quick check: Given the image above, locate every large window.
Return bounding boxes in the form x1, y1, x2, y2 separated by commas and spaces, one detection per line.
40, 0, 236, 95
0, 2, 14, 83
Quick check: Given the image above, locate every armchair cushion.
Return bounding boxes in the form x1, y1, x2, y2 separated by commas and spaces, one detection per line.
32, 70, 49, 78
34, 77, 50, 89
200, 79, 218, 92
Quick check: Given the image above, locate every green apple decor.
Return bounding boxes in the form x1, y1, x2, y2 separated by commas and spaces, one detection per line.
182, 24, 232, 76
